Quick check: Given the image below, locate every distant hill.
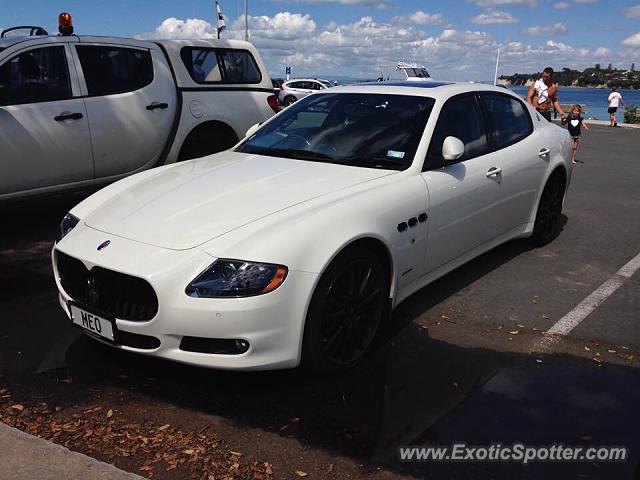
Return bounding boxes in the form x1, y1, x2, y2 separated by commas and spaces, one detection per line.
500, 67, 640, 89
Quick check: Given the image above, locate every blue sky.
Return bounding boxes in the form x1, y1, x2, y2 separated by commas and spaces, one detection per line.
3, 1, 640, 79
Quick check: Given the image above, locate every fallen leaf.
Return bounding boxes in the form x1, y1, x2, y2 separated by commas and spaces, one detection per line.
295, 471, 308, 477
621, 346, 630, 350
106, 409, 113, 418
9, 404, 24, 411
496, 325, 503, 330
265, 463, 273, 475
536, 359, 543, 364
158, 424, 170, 431
230, 451, 243, 457
584, 346, 591, 351
327, 463, 334, 474
592, 357, 601, 364
532, 296, 539, 304
183, 449, 195, 455
607, 349, 616, 354
517, 324, 525, 329
508, 330, 520, 335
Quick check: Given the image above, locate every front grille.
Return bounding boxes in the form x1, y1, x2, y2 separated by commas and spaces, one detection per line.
56, 251, 158, 322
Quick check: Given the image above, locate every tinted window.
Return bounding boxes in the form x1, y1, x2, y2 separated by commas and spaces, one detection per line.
426, 94, 488, 166
480, 93, 532, 149
0, 46, 71, 106
76, 46, 153, 96
181, 47, 261, 84
238, 93, 434, 171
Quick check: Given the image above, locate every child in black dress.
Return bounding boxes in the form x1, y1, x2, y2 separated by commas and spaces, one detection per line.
563, 104, 588, 164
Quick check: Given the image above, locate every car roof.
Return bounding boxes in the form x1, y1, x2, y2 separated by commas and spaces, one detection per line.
322, 81, 518, 101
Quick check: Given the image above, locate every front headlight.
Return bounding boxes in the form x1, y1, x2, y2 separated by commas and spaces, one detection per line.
58, 213, 79, 241
186, 259, 288, 298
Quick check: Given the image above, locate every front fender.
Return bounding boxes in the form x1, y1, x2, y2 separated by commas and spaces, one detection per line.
198, 172, 430, 297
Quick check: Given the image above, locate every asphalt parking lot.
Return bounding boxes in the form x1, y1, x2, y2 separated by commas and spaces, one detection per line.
1, 124, 639, 479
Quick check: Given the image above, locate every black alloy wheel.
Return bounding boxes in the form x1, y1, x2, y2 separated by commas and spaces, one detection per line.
302, 246, 389, 372
531, 172, 565, 246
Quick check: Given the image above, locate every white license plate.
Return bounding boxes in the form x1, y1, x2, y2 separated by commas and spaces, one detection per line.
70, 304, 115, 342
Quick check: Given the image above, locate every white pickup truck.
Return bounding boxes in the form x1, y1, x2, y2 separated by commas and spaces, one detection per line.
0, 29, 279, 201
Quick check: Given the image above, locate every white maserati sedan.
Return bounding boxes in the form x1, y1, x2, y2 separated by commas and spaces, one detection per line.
52, 81, 572, 372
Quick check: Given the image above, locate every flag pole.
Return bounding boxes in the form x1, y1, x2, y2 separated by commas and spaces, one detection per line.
215, 0, 220, 39
244, 0, 248, 41
493, 47, 500, 86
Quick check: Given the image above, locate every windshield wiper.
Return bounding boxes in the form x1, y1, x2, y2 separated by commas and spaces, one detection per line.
245, 147, 336, 163
335, 157, 406, 170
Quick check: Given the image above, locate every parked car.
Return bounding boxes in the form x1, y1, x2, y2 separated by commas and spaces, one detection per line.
53, 81, 572, 372
278, 78, 331, 106
0, 27, 278, 201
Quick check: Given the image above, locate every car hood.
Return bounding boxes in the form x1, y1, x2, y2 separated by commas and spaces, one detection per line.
85, 151, 394, 250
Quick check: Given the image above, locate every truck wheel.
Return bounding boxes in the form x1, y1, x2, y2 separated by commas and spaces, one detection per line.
177, 122, 239, 162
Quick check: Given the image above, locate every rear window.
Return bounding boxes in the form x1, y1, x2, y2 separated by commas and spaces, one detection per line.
76, 45, 153, 96
181, 47, 261, 84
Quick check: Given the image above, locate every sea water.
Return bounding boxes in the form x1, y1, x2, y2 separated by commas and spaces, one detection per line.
510, 86, 640, 121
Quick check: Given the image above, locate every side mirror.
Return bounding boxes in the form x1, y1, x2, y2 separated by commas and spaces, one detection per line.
245, 123, 261, 138
442, 136, 465, 161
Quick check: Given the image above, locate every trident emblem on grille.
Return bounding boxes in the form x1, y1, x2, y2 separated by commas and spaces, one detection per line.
97, 240, 111, 251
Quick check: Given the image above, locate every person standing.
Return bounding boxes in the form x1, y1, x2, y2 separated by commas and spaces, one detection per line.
563, 104, 588, 164
527, 67, 566, 122
607, 87, 624, 127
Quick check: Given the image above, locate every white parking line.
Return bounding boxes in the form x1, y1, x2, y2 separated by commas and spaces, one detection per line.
535, 251, 640, 351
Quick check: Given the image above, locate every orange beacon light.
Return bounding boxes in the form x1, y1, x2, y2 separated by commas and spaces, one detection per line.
58, 12, 74, 36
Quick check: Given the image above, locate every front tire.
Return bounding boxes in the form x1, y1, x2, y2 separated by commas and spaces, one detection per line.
530, 171, 565, 246
302, 246, 389, 373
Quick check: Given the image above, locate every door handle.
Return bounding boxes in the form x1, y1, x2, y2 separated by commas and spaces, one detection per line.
54, 112, 83, 121
486, 167, 503, 178
146, 102, 169, 111
538, 148, 551, 158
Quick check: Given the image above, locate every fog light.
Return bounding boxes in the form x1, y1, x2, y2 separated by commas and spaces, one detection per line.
235, 339, 249, 353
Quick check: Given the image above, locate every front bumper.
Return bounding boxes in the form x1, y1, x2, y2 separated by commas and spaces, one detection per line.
53, 224, 319, 370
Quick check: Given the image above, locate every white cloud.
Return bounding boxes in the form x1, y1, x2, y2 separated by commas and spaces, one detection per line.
625, 5, 640, 18
137, 17, 218, 39
472, 10, 519, 24
622, 32, 640, 47
470, 0, 537, 7
391, 11, 443, 26
553, 2, 572, 8
140, 13, 632, 80
274, 0, 389, 7
522, 22, 568, 36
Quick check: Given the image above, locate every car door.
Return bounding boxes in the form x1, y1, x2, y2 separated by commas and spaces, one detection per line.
479, 92, 545, 233
73, 42, 177, 178
421, 93, 503, 275
0, 43, 93, 196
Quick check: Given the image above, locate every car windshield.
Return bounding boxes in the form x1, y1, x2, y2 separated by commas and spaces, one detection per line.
238, 93, 434, 170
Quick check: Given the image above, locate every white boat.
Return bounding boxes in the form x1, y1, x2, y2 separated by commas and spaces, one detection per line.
396, 62, 431, 81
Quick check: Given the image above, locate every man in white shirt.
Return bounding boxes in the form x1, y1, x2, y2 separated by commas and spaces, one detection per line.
527, 67, 566, 122
607, 87, 623, 127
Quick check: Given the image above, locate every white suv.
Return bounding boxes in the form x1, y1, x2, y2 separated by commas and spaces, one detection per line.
0, 29, 278, 201
278, 78, 331, 106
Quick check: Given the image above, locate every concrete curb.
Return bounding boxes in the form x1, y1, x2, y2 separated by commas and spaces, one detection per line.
0, 422, 144, 480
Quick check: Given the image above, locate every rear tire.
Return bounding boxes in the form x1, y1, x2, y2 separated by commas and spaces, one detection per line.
177, 122, 239, 162
302, 246, 389, 373
530, 171, 565, 247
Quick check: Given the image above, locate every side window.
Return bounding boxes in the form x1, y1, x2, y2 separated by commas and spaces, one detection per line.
480, 93, 532, 150
425, 94, 488, 167
76, 45, 153, 96
0, 46, 71, 106
181, 47, 261, 84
